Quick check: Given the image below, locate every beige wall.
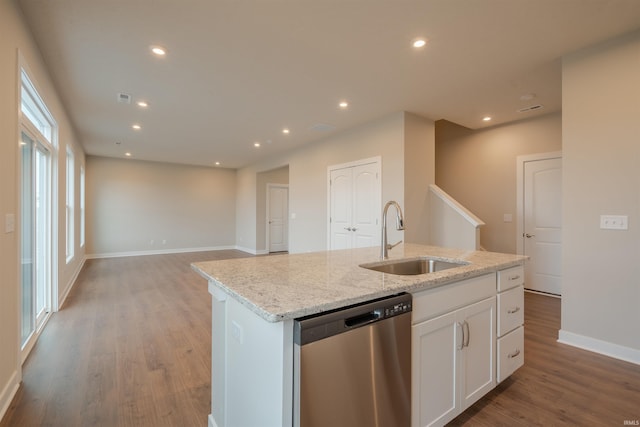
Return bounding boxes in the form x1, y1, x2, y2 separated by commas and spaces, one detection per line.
256, 166, 289, 252
404, 112, 435, 244
560, 31, 640, 358
236, 112, 416, 254
236, 111, 436, 254
1, 0, 85, 415
435, 113, 562, 253
86, 156, 237, 256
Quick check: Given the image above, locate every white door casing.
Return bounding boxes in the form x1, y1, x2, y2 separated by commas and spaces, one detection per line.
267, 184, 289, 253
517, 153, 562, 295
328, 157, 381, 250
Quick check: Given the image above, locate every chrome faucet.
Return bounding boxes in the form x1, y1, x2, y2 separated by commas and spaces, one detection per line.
381, 201, 405, 259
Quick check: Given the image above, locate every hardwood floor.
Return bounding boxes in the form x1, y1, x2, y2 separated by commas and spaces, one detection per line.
2, 253, 639, 426
452, 292, 640, 426
0, 250, 252, 427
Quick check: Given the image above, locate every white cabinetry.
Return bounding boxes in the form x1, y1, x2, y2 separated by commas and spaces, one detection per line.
496, 266, 525, 382
411, 274, 496, 427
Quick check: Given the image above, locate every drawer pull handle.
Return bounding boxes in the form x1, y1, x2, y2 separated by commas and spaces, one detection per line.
509, 275, 520, 281
508, 349, 521, 359
507, 307, 521, 314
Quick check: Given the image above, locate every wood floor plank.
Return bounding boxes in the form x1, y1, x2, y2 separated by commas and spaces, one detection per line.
2, 253, 639, 427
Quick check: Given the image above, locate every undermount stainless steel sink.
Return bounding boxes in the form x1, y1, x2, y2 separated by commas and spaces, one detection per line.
360, 257, 469, 275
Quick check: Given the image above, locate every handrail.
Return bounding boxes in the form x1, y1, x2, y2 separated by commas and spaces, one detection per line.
429, 184, 485, 228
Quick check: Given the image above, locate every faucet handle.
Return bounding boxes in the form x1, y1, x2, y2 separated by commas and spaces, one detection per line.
387, 240, 403, 250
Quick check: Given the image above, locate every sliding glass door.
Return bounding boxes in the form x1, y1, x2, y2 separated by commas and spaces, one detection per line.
20, 129, 52, 350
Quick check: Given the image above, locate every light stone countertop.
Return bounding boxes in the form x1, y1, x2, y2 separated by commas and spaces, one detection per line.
191, 243, 526, 322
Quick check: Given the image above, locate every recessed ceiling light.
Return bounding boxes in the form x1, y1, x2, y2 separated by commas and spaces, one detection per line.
282, 128, 290, 134
254, 142, 261, 147
132, 124, 141, 130
412, 38, 427, 48
215, 161, 220, 166
151, 46, 166, 56
125, 152, 132, 157
137, 101, 148, 108
482, 116, 492, 122
339, 101, 349, 109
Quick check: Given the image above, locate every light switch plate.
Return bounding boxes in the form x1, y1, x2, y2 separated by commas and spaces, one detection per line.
5, 214, 15, 233
600, 215, 628, 230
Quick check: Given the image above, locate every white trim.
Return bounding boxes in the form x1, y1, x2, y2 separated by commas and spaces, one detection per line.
235, 245, 268, 256
428, 184, 485, 227
85, 245, 247, 259
558, 330, 640, 366
516, 151, 562, 256
57, 257, 86, 310
0, 369, 20, 422
208, 413, 218, 427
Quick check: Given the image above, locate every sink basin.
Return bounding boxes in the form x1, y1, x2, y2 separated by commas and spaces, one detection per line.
360, 257, 469, 275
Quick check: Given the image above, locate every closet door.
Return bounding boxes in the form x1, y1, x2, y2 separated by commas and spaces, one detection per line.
329, 160, 380, 250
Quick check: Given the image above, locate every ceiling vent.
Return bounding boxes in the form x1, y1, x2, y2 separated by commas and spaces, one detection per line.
117, 92, 132, 104
310, 123, 336, 132
517, 104, 544, 113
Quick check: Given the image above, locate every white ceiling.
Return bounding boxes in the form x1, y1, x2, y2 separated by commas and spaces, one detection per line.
16, 0, 640, 169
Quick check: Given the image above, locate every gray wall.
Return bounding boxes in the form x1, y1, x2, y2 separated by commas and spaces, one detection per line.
86, 156, 237, 256
435, 113, 562, 253
560, 30, 640, 359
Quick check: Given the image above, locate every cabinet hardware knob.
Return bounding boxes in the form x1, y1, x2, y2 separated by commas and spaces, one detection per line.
507, 307, 521, 314
508, 349, 521, 358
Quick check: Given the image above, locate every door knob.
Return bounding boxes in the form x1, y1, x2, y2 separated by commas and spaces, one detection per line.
525, 233, 535, 238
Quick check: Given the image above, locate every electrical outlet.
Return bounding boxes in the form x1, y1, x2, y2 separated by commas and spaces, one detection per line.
600, 215, 628, 230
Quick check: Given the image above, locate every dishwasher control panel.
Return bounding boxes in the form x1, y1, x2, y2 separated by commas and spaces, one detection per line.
294, 293, 412, 345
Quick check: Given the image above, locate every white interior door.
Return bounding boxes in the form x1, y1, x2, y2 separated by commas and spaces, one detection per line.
351, 163, 381, 248
523, 157, 562, 295
329, 168, 353, 250
329, 159, 381, 250
267, 185, 289, 253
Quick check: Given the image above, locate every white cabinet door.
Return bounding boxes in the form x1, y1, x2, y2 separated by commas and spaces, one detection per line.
459, 297, 496, 410
412, 296, 496, 427
329, 160, 380, 250
412, 310, 459, 427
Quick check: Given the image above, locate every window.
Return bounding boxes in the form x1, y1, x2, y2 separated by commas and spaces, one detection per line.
66, 147, 74, 262
20, 65, 56, 357
80, 165, 85, 247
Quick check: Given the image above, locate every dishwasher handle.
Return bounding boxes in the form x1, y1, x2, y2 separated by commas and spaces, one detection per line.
344, 309, 382, 328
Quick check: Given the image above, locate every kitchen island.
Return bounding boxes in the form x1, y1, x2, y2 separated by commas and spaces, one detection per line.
192, 244, 526, 427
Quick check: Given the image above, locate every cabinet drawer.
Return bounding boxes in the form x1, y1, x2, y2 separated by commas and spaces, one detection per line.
497, 326, 524, 383
412, 273, 495, 324
497, 285, 524, 336
497, 265, 524, 292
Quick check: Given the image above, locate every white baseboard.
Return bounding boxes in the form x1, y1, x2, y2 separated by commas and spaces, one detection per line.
58, 256, 86, 310
85, 245, 241, 259
208, 413, 218, 427
234, 245, 268, 255
0, 369, 20, 422
558, 329, 640, 365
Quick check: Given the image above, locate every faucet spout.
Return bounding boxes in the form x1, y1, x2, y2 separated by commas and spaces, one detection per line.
381, 201, 405, 260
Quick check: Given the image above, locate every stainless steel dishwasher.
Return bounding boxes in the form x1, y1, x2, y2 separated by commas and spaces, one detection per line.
293, 293, 412, 427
